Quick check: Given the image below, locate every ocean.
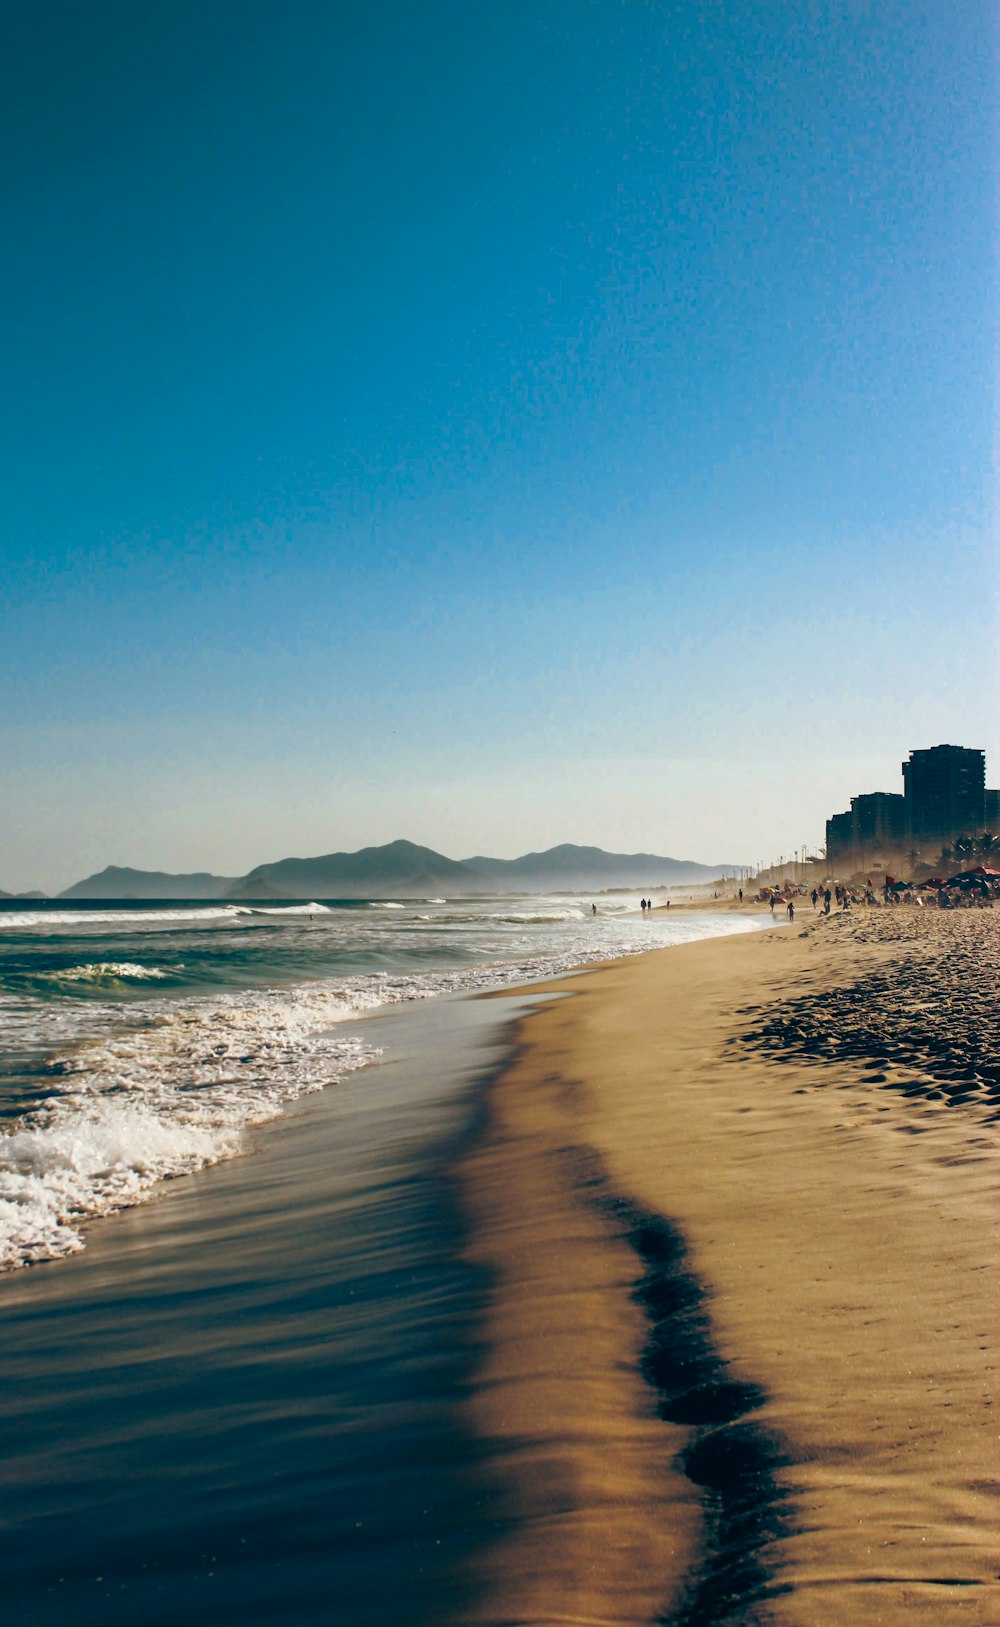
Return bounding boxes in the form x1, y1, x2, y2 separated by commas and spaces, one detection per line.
0, 893, 760, 1275
0, 893, 761, 1625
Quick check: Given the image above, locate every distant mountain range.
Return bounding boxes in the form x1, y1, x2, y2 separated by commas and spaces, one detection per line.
53, 840, 734, 900
56, 868, 241, 901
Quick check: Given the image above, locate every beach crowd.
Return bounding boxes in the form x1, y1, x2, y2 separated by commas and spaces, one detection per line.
754, 871, 999, 914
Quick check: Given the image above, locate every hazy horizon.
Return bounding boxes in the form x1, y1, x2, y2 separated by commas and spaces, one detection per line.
3, 4, 996, 894
8, 834, 744, 899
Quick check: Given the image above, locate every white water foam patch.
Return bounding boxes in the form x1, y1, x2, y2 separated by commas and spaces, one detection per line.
0, 984, 382, 1271
0, 906, 251, 931
499, 910, 588, 924
40, 962, 170, 985
0, 989, 134, 1070
0, 1104, 227, 1266
248, 902, 331, 916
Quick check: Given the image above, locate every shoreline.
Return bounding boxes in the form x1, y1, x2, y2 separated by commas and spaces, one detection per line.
457, 910, 998, 1624
1, 909, 995, 1624
0, 990, 526, 1627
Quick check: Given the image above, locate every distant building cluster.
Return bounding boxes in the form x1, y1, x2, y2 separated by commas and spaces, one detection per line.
825, 744, 998, 875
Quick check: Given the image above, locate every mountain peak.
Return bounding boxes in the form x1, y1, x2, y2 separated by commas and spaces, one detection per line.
60, 841, 735, 900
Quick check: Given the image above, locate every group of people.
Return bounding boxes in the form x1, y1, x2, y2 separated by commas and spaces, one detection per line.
805, 878, 998, 911
883, 881, 997, 909
753, 874, 997, 919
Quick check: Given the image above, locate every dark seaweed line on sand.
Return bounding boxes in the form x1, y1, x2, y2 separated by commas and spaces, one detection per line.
571, 1147, 792, 1627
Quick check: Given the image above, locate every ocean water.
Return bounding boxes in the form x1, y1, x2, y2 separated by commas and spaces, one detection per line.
0, 893, 759, 1274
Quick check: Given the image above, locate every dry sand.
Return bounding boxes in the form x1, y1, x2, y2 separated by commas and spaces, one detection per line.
459, 909, 998, 1625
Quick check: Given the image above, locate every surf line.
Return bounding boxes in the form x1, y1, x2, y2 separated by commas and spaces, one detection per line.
571, 1144, 793, 1626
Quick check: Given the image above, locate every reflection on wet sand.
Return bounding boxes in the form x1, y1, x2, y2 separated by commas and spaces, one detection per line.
461, 912, 998, 1625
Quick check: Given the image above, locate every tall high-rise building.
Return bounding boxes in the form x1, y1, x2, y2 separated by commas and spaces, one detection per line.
826, 793, 906, 873
851, 791, 905, 852
902, 744, 986, 850
825, 810, 854, 871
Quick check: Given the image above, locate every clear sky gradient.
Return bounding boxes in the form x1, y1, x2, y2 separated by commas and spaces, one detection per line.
3, 1, 996, 891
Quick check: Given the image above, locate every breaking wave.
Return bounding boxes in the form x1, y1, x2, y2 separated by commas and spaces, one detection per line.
37, 962, 171, 986
0, 983, 382, 1271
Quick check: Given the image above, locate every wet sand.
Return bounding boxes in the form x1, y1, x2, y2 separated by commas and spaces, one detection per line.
460, 909, 998, 1624
0, 993, 523, 1627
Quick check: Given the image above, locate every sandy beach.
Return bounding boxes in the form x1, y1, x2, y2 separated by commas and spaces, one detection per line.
460, 908, 998, 1624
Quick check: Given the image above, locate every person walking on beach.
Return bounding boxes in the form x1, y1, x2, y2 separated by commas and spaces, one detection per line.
787, 899, 795, 921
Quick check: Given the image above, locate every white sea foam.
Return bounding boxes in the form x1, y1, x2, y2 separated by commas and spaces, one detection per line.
500, 909, 587, 924
0, 983, 382, 1271
40, 962, 170, 984
0, 1103, 228, 1265
0, 906, 250, 930
248, 902, 331, 916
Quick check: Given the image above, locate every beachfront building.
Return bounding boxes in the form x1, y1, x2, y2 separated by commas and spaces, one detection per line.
902, 744, 986, 851
851, 791, 905, 854
825, 792, 905, 875
824, 810, 855, 873
824, 743, 992, 876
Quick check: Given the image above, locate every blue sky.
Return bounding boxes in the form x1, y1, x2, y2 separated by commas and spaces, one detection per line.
2, 1, 996, 890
